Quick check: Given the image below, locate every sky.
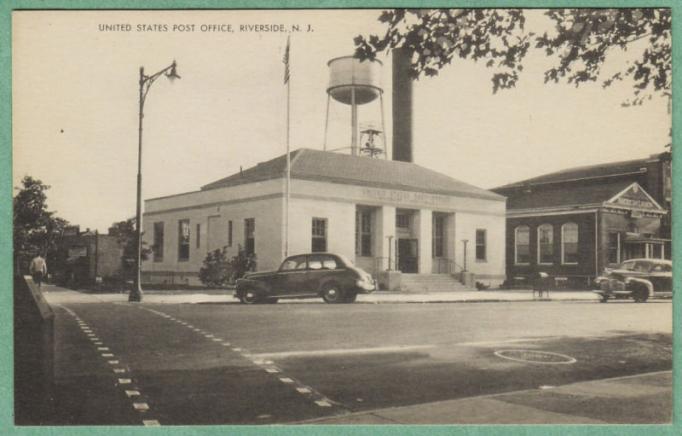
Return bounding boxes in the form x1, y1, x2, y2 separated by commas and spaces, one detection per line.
12, 9, 671, 232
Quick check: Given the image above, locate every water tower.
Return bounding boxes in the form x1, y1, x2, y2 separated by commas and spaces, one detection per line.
324, 56, 387, 158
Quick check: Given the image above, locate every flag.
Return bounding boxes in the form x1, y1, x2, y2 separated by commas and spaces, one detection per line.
283, 36, 290, 84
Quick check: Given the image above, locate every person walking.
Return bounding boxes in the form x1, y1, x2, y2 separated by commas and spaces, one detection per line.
29, 253, 48, 288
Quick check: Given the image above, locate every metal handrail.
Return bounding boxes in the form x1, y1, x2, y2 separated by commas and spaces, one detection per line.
435, 258, 465, 275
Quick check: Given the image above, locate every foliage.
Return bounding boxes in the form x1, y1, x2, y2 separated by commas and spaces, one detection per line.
109, 217, 151, 279
355, 8, 671, 104
198, 245, 257, 288
13, 176, 68, 276
199, 247, 231, 288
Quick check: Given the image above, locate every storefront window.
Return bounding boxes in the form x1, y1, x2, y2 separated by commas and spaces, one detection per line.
476, 229, 487, 261
537, 224, 553, 264
244, 218, 255, 255
178, 219, 190, 261
355, 210, 372, 256
561, 223, 579, 264
196, 223, 201, 249
515, 225, 530, 264
153, 222, 164, 262
608, 232, 620, 264
311, 218, 327, 252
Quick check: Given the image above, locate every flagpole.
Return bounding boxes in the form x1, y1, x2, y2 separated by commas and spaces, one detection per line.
284, 36, 291, 258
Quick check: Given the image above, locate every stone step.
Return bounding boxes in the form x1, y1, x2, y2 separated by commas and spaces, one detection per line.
398, 274, 474, 292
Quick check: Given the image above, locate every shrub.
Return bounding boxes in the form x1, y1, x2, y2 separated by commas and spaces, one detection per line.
199, 247, 231, 288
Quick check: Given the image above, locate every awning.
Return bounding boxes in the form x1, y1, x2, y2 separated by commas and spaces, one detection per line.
623, 233, 670, 244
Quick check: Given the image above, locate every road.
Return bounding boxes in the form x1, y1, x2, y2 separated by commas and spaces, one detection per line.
42, 288, 672, 425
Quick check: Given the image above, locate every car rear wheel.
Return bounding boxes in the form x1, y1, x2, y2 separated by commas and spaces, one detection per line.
599, 294, 608, 303
240, 290, 260, 304
322, 283, 344, 304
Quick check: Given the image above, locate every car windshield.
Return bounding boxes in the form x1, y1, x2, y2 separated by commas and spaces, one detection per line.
280, 256, 307, 271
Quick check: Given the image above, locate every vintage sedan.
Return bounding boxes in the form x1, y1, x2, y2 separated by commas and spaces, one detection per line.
235, 253, 376, 304
593, 258, 672, 303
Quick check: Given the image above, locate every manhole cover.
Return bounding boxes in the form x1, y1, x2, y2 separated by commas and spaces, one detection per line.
494, 349, 576, 365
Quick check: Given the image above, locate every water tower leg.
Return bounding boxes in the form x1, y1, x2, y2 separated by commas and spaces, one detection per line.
323, 94, 331, 151
380, 93, 387, 159
351, 87, 357, 156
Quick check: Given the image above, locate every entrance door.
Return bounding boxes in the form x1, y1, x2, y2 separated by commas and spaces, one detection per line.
397, 239, 418, 273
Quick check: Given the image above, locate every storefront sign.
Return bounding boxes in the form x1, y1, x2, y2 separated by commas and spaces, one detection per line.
611, 185, 658, 210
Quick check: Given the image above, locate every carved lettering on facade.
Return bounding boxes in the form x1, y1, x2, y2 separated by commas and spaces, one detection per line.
361, 187, 449, 206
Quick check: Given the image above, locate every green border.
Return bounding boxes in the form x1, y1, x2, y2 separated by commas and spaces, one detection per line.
0, 0, 678, 435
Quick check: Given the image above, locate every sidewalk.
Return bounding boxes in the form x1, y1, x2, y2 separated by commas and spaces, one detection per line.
301, 370, 672, 424
43, 285, 600, 305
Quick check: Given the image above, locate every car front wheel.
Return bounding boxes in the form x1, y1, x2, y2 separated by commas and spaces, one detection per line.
632, 287, 649, 303
322, 283, 344, 304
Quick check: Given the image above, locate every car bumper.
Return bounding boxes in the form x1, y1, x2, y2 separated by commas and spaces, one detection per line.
355, 279, 376, 293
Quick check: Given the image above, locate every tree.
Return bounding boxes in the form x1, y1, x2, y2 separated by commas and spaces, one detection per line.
109, 217, 151, 280
355, 8, 671, 105
13, 176, 68, 276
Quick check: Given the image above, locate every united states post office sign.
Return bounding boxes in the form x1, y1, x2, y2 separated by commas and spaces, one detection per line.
361, 187, 450, 206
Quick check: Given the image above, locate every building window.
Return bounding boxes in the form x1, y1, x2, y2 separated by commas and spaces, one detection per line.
514, 225, 530, 264
196, 223, 201, 249
227, 220, 233, 247
311, 218, 327, 252
396, 213, 410, 229
608, 232, 620, 264
153, 222, 164, 262
561, 223, 579, 264
476, 229, 487, 261
433, 215, 445, 257
537, 224, 554, 264
178, 219, 190, 261
355, 210, 372, 256
244, 218, 255, 255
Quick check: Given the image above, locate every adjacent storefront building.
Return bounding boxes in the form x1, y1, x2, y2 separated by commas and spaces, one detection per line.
494, 154, 670, 288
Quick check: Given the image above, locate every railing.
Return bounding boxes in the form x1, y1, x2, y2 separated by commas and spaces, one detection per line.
435, 258, 466, 275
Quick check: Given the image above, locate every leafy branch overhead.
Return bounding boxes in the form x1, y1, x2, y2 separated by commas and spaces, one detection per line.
354, 8, 671, 105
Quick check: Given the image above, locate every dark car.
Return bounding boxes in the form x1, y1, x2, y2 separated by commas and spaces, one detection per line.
593, 258, 672, 303
235, 253, 375, 304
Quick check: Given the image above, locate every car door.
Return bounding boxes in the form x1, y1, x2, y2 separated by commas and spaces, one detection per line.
274, 255, 310, 297
308, 254, 347, 293
649, 263, 672, 293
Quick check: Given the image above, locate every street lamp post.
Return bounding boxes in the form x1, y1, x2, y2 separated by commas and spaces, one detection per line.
129, 60, 181, 303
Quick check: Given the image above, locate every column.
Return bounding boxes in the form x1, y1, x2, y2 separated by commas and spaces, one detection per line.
416, 209, 433, 274
446, 213, 457, 273
376, 205, 396, 271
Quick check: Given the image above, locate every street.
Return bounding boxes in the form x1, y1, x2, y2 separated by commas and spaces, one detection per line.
43, 287, 672, 425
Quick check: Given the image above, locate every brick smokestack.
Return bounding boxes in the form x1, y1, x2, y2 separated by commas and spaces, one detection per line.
392, 47, 413, 163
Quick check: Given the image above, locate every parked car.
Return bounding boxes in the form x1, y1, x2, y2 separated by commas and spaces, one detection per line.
593, 258, 672, 303
235, 253, 376, 304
